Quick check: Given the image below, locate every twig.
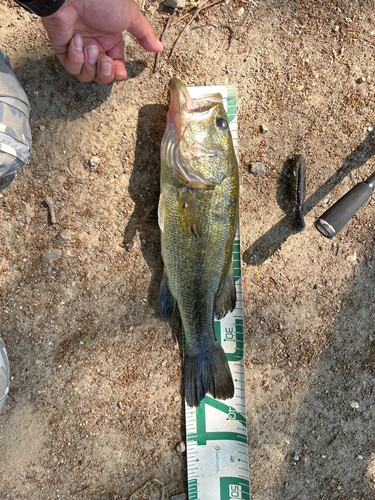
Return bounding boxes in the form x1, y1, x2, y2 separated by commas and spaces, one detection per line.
191, 23, 217, 31
96, 370, 125, 388
128, 478, 169, 500
81, 459, 91, 472
172, 0, 210, 25
168, 12, 197, 62
8, 390, 16, 402
67, 158, 76, 177
168, 0, 224, 62
44, 196, 56, 224
70, 484, 91, 495
270, 277, 281, 287
154, 10, 177, 72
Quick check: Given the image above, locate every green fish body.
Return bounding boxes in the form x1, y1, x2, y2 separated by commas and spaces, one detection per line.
159, 78, 239, 407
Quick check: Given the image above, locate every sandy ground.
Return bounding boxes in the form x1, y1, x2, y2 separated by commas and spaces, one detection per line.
1, 0, 375, 498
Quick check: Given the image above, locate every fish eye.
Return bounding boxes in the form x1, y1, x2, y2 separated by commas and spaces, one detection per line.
216, 117, 228, 129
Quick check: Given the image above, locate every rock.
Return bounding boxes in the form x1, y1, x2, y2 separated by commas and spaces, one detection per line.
170, 493, 187, 500
260, 124, 269, 133
89, 156, 101, 168
56, 229, 72, 242
249, 162, 266, 176
356, 76, 365, 84
124, 241, 134, 252
41, 249, 62, 264
164, 0, 186, 8
176, 441, 186, 453
39, 125, 46, 132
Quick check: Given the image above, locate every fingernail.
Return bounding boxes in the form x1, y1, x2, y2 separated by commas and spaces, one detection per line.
156, 40, 163, 51
73, 34, 83, 51
115, 71, 127, 82
87, 45, 98, 64
100, 59, 113, 76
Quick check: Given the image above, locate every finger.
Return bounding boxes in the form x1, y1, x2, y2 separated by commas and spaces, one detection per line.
105, 41, 126, 81
62, 34, 85, 76
105, 39, 125, 66
77, 44, 100, 83
94, 56, 115, 84
113, 60, 127, 82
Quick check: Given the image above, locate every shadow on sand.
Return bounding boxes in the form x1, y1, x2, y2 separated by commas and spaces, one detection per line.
276, 237, 375, 499
123, 103, 167, 312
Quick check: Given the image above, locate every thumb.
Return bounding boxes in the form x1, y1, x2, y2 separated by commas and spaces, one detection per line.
126, 5, 163, 53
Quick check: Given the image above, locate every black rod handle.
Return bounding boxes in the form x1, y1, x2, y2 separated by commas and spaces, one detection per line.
315, 181, 373, 238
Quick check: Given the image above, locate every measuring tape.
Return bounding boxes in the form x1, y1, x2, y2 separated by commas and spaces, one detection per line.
184, 85, 250, 500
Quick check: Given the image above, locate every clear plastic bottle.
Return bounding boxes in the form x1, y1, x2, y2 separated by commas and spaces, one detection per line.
0, 338, 10, 411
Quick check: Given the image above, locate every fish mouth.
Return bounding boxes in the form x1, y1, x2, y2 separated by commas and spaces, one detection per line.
165, 78, 226, 188
168, 78, 189, 137
168, 77, 223, 136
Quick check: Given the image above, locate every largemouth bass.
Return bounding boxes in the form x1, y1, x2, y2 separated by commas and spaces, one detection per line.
158, 78, 239, 407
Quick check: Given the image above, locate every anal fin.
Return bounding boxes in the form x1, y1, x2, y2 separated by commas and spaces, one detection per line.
215, 261, 236, 320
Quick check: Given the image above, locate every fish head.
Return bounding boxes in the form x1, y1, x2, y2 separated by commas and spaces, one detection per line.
163, 77, 235, 188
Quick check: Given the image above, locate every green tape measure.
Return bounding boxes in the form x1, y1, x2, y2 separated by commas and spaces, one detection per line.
185, 85, 250, 500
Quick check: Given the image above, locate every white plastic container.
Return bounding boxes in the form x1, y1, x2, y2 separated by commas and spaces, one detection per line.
0, 338, 10, 411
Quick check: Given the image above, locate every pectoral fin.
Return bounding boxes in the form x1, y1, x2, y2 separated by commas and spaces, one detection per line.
159, 267, 176, 320
215, 261, 236, 320
178, 190, 202, 238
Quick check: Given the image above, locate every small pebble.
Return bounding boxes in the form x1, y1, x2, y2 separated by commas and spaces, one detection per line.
39, 125, 46, 132
170, 494, 187, 500
118, 401, 124, 409
346, 252, 357, 262
356, 76, 365, 84
124, 242, 134, 252
41, 249, 62, 264
164, 0, 186, 8
176, 441, 186, 453
350, 401, 359, 409
89, 156, 101, 168
260, 124, 269, 133
56, 229, 72, 242
249, 162, 266, 176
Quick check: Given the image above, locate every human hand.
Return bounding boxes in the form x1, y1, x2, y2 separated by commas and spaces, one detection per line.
42, 0, 163, 84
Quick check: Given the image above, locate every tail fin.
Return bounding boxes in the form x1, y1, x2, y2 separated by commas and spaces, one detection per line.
184, 342, 234, 407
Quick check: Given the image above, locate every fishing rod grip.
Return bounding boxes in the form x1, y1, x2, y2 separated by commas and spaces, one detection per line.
315, 181, 373, 238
